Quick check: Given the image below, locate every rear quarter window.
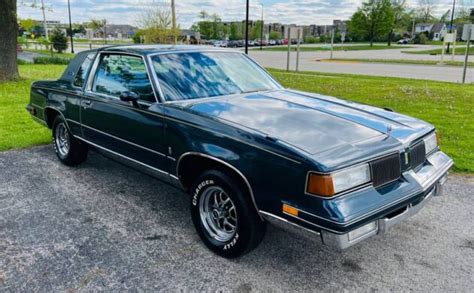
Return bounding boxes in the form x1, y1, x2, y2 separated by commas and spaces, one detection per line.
73, 53, 96, 88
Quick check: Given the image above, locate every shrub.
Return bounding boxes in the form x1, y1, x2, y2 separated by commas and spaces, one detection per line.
50, 26, 68, 53
37, 36, 51, 50
33, 56, 70, 65
304, 36, 317, 44
132, 29, 144, 44
17, 36, 29, 49
414, 33, 428, 44
17, 59, 31, 65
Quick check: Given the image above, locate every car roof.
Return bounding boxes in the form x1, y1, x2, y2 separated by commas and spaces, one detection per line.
98, 44, 237, 55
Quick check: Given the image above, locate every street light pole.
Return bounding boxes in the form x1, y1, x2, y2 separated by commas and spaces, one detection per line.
260, 4, 263, 50
245, 0, 249, 54
40, 0, 48, 39
171, 0, 177, 44
447, 0, 456, 53
67, 0, 74, 53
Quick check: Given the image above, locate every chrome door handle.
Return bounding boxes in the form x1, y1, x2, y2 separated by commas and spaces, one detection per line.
82, 100, 92, 109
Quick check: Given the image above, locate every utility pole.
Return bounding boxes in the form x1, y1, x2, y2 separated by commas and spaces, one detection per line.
40, 0, 48, 39
447, 0, 456, 53
171, 0, 177, 44
260, 4, 264, 50
103, 19, 107, 45
67, 0, 74, 53
245, 0, 249, 54
462, 25, 471, 84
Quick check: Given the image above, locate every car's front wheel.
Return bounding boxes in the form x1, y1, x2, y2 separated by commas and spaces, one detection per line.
52, 116, 88, 166
190, 170, 266, 258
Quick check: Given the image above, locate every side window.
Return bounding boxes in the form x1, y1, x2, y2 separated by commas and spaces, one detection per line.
92, 54, 156, 103
73, 53, 95, 87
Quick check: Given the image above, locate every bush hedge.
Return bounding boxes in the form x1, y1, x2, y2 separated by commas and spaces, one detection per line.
33, 56, 70, 65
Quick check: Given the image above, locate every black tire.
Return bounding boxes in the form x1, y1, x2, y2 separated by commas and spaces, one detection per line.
52, 115, 88, 166
190, 169, 266, 258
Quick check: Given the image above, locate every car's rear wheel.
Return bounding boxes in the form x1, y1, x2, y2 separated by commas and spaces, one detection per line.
190, 170, 266, 258
52, 116, 88, 166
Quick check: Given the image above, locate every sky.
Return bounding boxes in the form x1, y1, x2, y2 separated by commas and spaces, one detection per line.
17, 0, 473, 29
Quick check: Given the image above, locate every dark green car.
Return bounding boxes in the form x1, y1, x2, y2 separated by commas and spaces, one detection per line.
27, 45, 453, 258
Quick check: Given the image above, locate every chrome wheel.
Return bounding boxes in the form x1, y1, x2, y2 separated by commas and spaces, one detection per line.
55, 123, 70, 157
199, 186, 238, 242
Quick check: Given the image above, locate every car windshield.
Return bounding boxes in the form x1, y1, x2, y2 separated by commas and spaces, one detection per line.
150, 52, 280, 101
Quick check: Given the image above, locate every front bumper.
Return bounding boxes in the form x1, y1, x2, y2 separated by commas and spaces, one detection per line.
261, 151, 453, 249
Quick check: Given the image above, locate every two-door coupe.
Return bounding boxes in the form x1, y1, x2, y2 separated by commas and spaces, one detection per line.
27, 45, 453, 258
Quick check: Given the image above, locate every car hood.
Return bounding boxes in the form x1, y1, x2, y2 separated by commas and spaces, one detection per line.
175, 89, 433, 157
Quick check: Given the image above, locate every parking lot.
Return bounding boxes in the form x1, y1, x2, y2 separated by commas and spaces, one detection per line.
1, 146, 473, 291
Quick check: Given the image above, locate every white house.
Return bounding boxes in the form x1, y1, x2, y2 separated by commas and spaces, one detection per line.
431, 23, 448, 41
415, 23, 433, 34
415, 23, 448, 41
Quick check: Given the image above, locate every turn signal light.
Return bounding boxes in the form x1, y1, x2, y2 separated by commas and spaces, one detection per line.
282, 204, 299, 216
306, 173, 335, 197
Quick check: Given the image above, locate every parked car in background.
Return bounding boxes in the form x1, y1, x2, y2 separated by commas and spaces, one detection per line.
213, 41, 227, 48
268, 40, 276, 46
227, 40, 239, 48
397, 38, 410, 44
27, 45, 452, 258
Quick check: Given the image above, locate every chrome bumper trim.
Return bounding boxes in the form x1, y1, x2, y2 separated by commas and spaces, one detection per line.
295, 151, 453, 227
263, 151, 452, 250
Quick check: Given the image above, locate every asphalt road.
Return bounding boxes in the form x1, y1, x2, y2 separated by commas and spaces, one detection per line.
1, 146, 473, 291
249, 50, 474, 83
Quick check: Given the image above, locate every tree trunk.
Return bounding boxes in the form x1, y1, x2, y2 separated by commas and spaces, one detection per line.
387, 29, 393, 46
0, 0, 19, 81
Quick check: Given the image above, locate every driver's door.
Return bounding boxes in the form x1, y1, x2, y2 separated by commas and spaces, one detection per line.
80, 52, 168, 171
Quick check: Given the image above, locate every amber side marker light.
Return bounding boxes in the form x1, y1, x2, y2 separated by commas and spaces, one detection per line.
306, 173, 335, 197
282, 204, 299, 216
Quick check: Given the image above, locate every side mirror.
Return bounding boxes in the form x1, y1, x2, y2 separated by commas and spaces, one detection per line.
119, 91, 139, 107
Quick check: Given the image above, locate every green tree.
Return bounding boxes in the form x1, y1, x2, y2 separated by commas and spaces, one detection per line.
18, 18, 37, 32
37, 36, 50, 49
229, 23, 242, 40
50, 26, 68, 53
253, 20, 263, 41
0, 0, 19, 81
88, 18, 107, 41
417, 0, 435, 23
211, 13, 222, 39
269, 31, 281, 40
136, 4, 179, 44
132, 29, 144, 44
349, 0, 395, 46
387, 0, 407, 46
197, 11, 213, 39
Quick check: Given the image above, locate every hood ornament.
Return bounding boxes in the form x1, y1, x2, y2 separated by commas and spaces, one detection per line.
386, 124, 393, 136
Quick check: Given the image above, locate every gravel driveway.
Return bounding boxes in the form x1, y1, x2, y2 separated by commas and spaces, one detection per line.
1, 146, 473, 291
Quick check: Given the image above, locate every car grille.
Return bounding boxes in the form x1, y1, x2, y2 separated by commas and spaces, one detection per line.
410, 141, 426, 169
370, 153, 401, 188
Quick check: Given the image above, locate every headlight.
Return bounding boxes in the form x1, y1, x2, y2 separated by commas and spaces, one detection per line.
306, 164, 371, 197
423, 132, 438, 155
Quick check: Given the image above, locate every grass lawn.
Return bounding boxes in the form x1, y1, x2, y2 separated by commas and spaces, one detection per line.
24, 49, 76, 59
261, 45, 409, 52
268, 68, 474, 173
0, 65, 66, 151
1, 64, 473, 173
403, 45, 474, 55
322, 58, 474, 67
